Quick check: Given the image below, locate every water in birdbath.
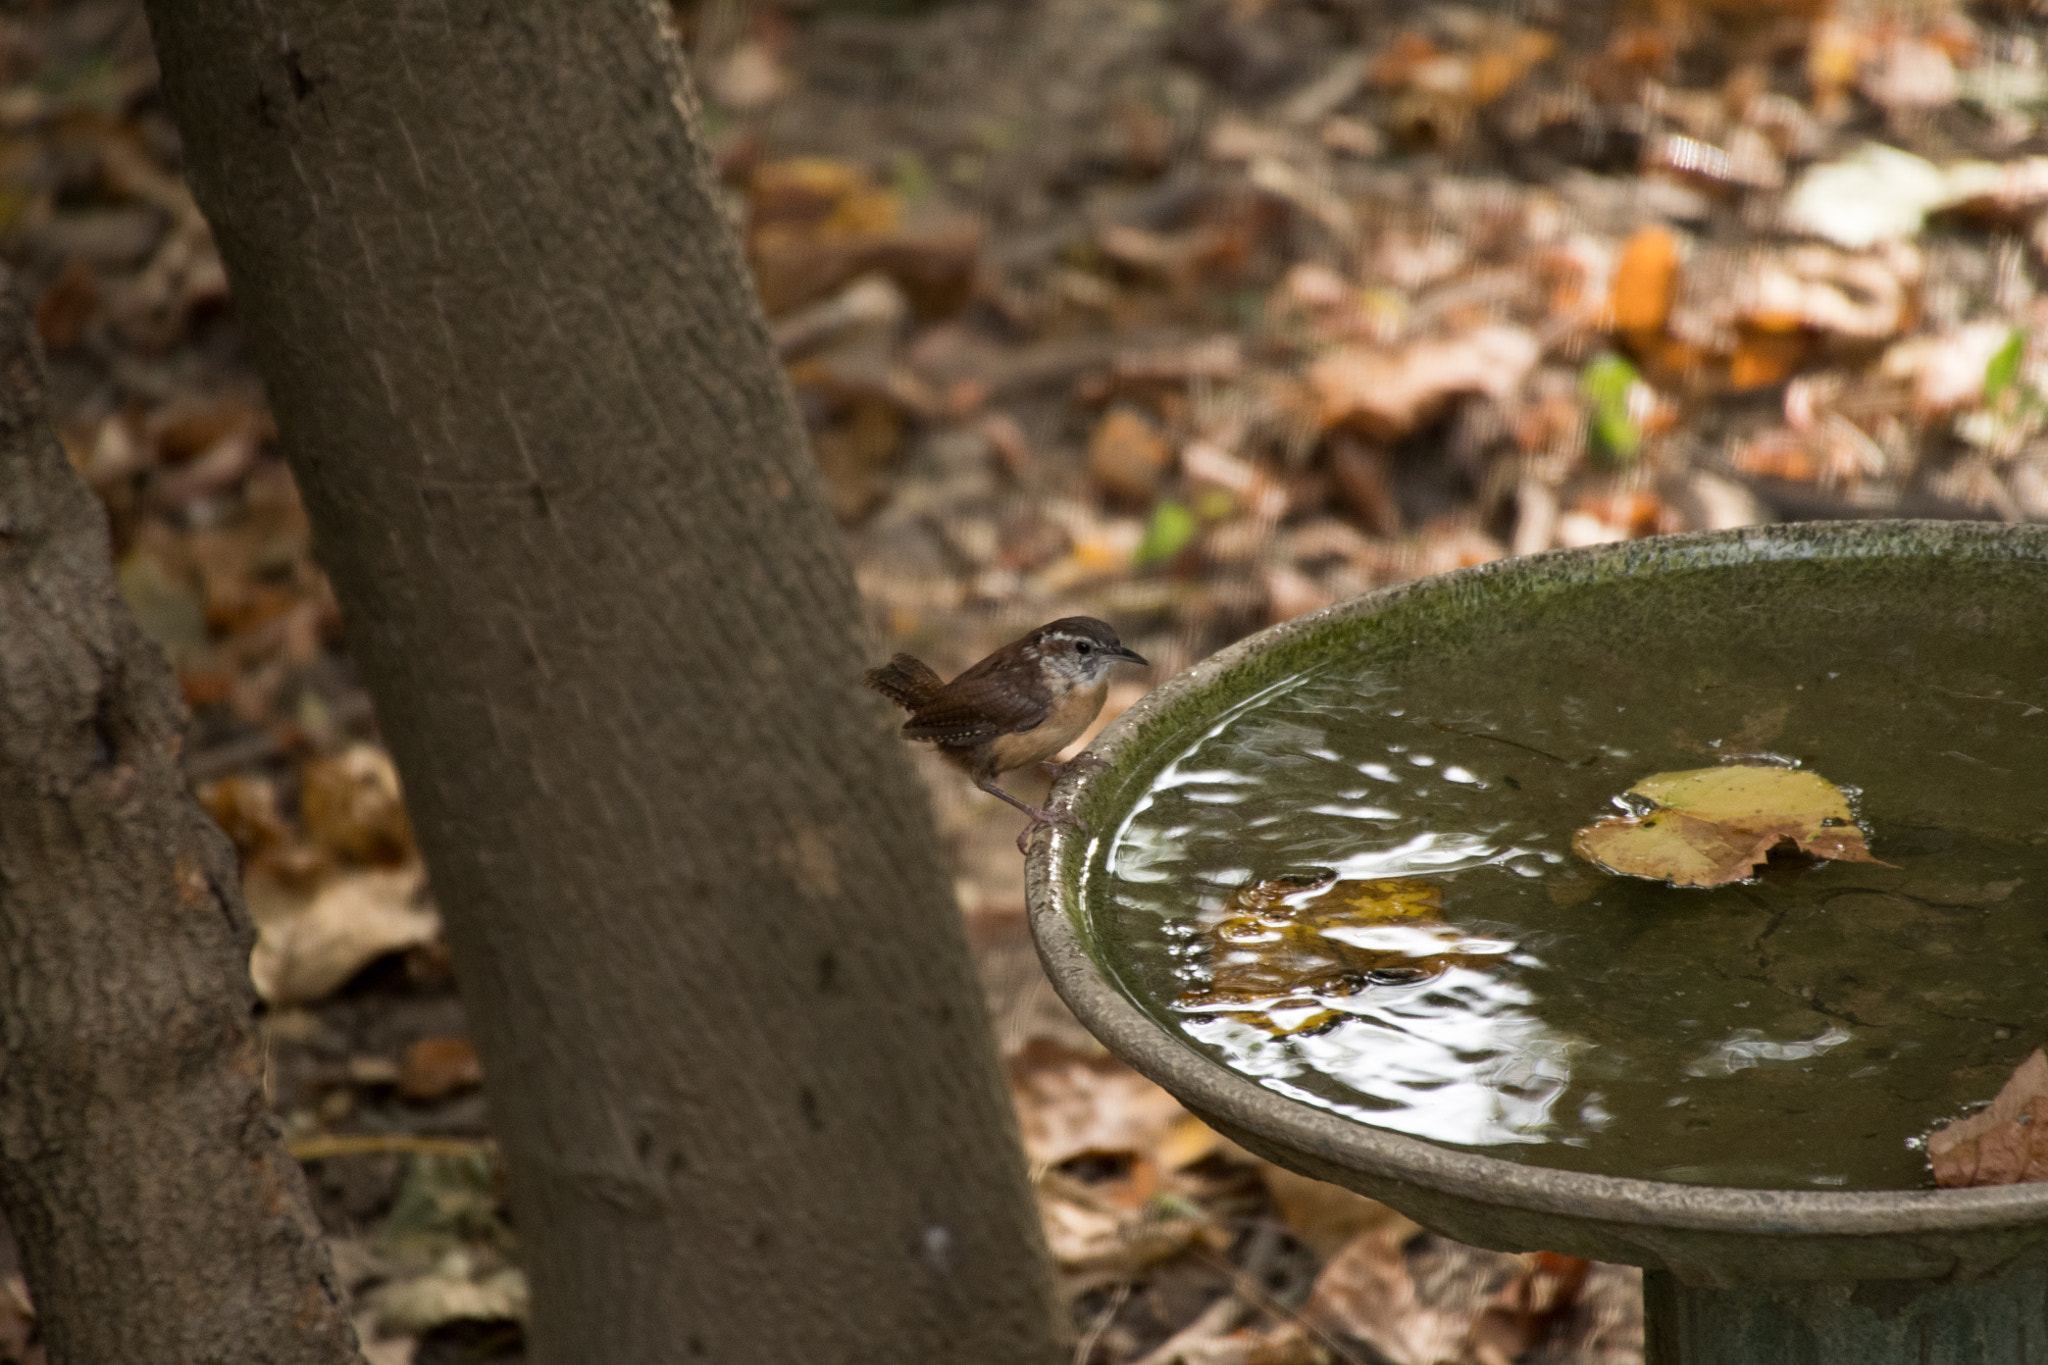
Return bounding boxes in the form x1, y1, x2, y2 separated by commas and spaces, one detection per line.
1094, 553, 2048, 1190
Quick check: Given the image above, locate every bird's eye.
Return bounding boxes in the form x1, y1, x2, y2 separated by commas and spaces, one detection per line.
1076, 640, 1093, 656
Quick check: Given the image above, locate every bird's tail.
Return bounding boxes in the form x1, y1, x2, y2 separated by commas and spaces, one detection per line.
863, 653, 944, 711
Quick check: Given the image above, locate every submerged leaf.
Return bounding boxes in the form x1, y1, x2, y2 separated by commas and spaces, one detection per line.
1573, 765, 1884, 888
1177, 874, 1497, 1035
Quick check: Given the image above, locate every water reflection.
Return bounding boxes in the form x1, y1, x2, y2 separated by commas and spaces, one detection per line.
1184, 963, 1576, 1146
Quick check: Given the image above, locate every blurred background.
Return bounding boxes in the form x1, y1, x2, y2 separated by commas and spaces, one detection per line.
4, 0, 2045, 1358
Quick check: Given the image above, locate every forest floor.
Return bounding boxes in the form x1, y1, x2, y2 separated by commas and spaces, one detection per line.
4, 0, 2048, 1359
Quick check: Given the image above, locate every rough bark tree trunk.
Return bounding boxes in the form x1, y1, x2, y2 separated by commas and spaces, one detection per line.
144, 4, 1063, 1362
0, 279, 361, 1362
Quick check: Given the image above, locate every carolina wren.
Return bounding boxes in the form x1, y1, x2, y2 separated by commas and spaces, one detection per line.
865, 617, 1148, 852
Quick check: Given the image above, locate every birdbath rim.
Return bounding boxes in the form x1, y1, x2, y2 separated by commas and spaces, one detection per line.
1024, 519, 2048, 1283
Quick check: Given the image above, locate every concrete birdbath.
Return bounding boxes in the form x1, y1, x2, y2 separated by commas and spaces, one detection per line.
1026, 521, 2048, 1363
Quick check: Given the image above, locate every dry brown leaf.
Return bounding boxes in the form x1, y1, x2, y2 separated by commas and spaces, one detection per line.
1739, 247, 1914, 341
1310, 1230, 1577, 1365
1304, 1225, 1461, 1365
399, 1037, 485, 1103
1861, 38, 1957, 113
250, 865, 439, 1006
1882, 322, 2016, 417
1259, 1161, 1419, 1260
0, 1275, 35, 1365
1097, 222, 1247, 292
1728, 328, 1815, 391
300, 744, 416, 866
746, 158, 981, 316
1308, 326, 1539, 437
34, 259, 99, 350
711, 39, 790, 110
199, 773, 293, 861
1929, 1049, 2048, 1187
1038, 1182, 1220, 1276
372, 1252, 527, 1335
1731, 429, 1822, 482
1010, 1039, 1188, 1166
1608, 225, 1679, 335
1088, 406, 1173, 505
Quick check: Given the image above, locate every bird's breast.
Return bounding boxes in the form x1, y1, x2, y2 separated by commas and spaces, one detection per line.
985, 677, 1109, 774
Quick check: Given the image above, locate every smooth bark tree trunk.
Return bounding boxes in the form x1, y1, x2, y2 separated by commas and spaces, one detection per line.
145, 4, 1063, 1362
0, 280, 361, 1362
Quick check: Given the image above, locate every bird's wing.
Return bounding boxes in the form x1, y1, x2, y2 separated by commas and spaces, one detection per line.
902, 674, 1049, 746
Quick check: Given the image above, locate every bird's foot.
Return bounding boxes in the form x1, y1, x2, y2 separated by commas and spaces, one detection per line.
1040, 752, 1110, 780
1016, 804, 1089, 855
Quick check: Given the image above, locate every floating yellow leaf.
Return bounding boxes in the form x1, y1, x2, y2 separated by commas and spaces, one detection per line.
1573, 765, 1884, 888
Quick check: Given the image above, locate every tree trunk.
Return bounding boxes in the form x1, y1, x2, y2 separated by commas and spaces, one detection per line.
144, 5, 1063, 1362
0, 279, 361, 1362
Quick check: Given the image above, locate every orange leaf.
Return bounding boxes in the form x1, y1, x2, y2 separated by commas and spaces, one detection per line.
1729, 329, 1813, 390
1609, 226, 1679, 336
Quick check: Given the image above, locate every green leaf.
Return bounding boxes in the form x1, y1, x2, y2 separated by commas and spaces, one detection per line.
1581, 354, 1643, 464
1984, 329, 2025, 406
888, 150, 934, 204
1134, 500, 1197, 565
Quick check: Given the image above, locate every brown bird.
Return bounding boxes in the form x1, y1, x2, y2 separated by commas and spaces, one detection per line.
866, 617, 1148, 852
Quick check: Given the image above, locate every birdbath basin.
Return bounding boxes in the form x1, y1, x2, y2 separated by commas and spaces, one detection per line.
1026, 521, 2048, 1363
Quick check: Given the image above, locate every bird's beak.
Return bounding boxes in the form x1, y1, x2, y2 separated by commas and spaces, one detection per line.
1113, 644, 1148, 666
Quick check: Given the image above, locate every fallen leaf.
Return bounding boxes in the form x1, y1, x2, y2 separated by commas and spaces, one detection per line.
1607, 226, 1679, 335
250, 865, 439, 1005
117, 541, 208, 659
1134, 500, 1197, 565
380, 1152, 511, 1260
34, 259, 99, 350
1580, 354, 1645, 462
1728, 328, 1815, 390
1306, 1227, 1491, 1365
1308, 326, 1539, 437
1259, 1161, 1419, 1259
1861, 38, 1957, 113
1784, 144, 1998, 250
373, 1253, 527, 1335
357, 1333, 416, 1365
198, 773, 293, 861
399, 1037, 484, 1103
1089, 406, 1172, 505
1010, 1039, 1188, 1166
1037, 1180, 1221, 1276
746, 158, 982, 316
711, 39, 790, 110
1573, 765, 1884, 888
300, 744, 417, 866
0, 1275, 34, 1365
1928, 1049, 2048, 1187
1177, 875, 1503, 1035
1740, 246, 1913, 341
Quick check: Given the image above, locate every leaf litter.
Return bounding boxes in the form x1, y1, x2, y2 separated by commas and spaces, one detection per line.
40, 0, 2048, 1354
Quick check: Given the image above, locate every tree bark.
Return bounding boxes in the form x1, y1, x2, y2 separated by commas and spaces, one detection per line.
0, 279, 361, 1361
144, 4, 1062, 1362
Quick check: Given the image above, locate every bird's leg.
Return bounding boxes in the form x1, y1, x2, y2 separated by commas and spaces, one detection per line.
974, 774, 1087, 854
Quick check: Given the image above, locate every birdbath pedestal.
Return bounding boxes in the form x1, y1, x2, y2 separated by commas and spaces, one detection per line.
1026, 522, 2048, 1365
